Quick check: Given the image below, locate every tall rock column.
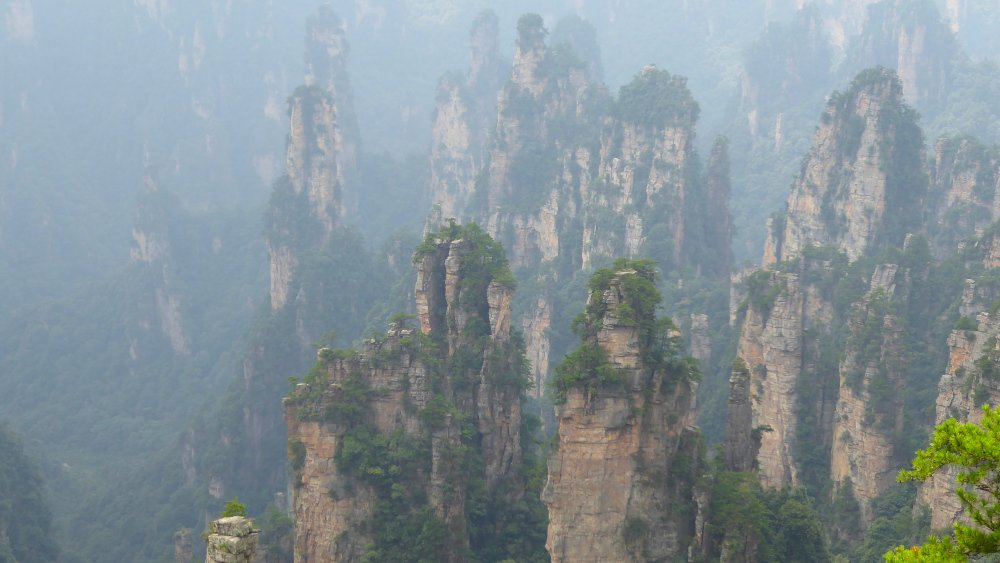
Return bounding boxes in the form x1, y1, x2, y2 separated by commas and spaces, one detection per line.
736, 271, 807, 488
725, 359, 757, 472
428, 10, 504, 222
919, 231, 1000, 528
285, 224, 543, 562
266, 7, 359, 310
204, 516, 259, 563
767, 67, 925, 266
544, 262, 701, 562
829, 263, 906, 525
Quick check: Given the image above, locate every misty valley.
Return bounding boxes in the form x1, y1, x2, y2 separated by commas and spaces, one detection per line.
7, 1, 1000, 562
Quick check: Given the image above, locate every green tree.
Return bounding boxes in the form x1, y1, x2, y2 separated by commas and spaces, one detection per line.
221, 497, 247, 518
885, 405, 1000, 560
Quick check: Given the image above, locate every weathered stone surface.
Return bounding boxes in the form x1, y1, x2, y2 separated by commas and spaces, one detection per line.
204, 516, 258, 563
286, 232, 524, 562
830, 264, 904, 525
920, 309, 1000, 529
174, 528, 193, 563
689, 313, 712, 367
766, 69, 921, 265
544, 271, 699, 562
927, 137, 1000, 257
522, 292, 551, 399
427, 12, 504, 223
737, 271, 805, 488
266, 7, 359, 311
725, 360, 757, 472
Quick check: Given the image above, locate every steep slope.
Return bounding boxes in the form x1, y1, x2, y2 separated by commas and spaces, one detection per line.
427, 10, 506, 223
285, 224, 546, 562
765, 67, 926, 265
61, 9, 402, 560
427, 13, 733, 403
918, 228, 1000, 529
544, 260, 701, 562
736, 68, 930, 515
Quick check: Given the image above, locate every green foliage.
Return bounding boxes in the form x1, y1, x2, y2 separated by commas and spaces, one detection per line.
975, 343, 1000, 380
418, 395, 461, 431
556, 258, 700, 403
505, 142, 560, 212
616, 68, 699, 128
622, 516, 649, 547
516, 13, 546, 51
0, 425, 59, 563
417, 223, 515, 292
256, 504, 293, 562
889, 405, 1000, 559
831, 478, 862, 541
288, 437, 306, 479
324, 372, 373, 425
955, 316, 979, 331
704, 471, 831, 562
552, 342, 624, 403
884, 536, 965, 562
221, 497, 247, 518
742, 269, 782, 321
336, 427, 429, 489
855, 484, 929, 562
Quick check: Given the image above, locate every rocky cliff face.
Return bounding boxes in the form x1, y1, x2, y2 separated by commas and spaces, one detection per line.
544, 264, 701, 562
829, 263, 907, 526
424, 14, 731, 400
766, 68, 925, 265
427, 11, 505, 223
267, 8, 359, 310
918, 231, 1000, 529
845, 0, 956, 109
204, 516, 259, 563
736, 266, 835, 488
927, 137, 1000, 256
285, 224, 542, 562
736, 69, 928, 515
725, 359, 758, 472
130, 175, 190, 357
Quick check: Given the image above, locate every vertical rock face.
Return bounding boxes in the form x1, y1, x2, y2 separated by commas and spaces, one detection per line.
732, 68, 927, 503
284, 330, 428, 562
204, 516, 259, 563
428, 11, 504, 222
129, 176, 191, 356
927, 137, 1000, 256
266, 7, 359, 310
767, 68, 925, 265
725, 359, 757, 472
426, 12, 731, 403
544, 266, 701, 562
919, 231, 1000, 528
174, 528, 193, 563
583, 66, 700, 271
739, 6, 832, 152
286, 225, 539, 562
736, 270, 807, 488
919, 310, 1000, 529
846, 0, 956, 109
829, 263, 906, 525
